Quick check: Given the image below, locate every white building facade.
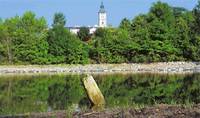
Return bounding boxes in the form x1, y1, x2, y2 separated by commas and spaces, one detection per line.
98, 2, 107, 27
68, 2, 107, 34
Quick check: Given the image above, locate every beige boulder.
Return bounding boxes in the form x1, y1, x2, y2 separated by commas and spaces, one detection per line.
82, 75, 105, 109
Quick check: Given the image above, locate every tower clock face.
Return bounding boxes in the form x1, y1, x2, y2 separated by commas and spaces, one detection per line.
100, 14, 106, 19
98, 4, 107, 27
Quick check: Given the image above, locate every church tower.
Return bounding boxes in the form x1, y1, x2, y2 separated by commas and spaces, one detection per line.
98, 2, 107, 27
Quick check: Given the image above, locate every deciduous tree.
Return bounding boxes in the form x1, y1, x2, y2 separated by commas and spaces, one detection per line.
77, 27, 90, 41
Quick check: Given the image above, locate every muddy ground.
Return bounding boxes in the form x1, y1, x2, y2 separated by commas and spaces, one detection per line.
2, 104, 200, 118
73, 104, 200, 118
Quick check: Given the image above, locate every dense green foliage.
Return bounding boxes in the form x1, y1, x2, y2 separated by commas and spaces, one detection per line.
0, 1, 200, 64
77, 27, 91, 41
0, 12, 49, 64
0, 73, 200, 114
89, 1, 200, 63
47, 13, 89, 64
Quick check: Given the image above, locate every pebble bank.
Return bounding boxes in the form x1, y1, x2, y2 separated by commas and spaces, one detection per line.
0, 62, 200, 74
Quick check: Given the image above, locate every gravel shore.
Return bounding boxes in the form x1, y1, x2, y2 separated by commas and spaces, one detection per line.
0, 62, 200, 74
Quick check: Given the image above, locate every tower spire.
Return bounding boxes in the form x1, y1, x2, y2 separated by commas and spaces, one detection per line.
99, 1, 105, 13
100, 1, 104, 9
98, 1, 107, 27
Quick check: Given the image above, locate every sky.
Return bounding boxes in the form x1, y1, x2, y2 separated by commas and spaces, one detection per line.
0, 0, 198, 27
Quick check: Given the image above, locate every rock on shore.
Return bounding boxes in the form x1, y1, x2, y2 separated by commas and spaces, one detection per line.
0, 62, 200, 74
82, 75, 105, 109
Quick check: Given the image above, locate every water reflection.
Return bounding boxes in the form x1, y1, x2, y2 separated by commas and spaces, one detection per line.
0, 73, 199, 115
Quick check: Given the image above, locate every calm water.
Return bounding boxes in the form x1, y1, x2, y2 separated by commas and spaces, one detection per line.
0, 73, 200, 115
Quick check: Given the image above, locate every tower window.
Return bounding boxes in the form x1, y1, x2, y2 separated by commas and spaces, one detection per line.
102, 22, 104, 25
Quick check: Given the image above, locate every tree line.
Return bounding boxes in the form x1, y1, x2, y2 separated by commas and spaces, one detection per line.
0, 1, 200, 64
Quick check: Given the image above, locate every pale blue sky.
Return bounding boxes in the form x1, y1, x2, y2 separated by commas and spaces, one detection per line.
0, 0, 198, 27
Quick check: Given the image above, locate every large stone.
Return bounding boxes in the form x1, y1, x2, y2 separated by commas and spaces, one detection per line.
82, 75, 105, 109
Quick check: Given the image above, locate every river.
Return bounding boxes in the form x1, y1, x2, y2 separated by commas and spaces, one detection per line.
0, 73, 200, 115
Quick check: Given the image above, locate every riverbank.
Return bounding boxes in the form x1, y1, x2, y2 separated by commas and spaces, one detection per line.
0, 62, 200, 75
73, 104, 200, 118
2, 104, 200, 118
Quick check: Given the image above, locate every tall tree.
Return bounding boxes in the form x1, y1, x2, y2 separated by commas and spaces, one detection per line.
173, 7, 188, 17
0, 20, 5, 62
119, 18, 131, 31
48, 12, 67, 57
190, 1, 200, 60
77, 27, 90, 41
94, 28, 106, 38
47, 13, 89, 64
53, 12, 66, 27
193, 0, 200, 34
0, 12, 49, 64
0, 21, 13, 64
11, 12, 48, 64
150, 1, 175, 26
174, 17, 192, 60
19, 12, 48, 64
